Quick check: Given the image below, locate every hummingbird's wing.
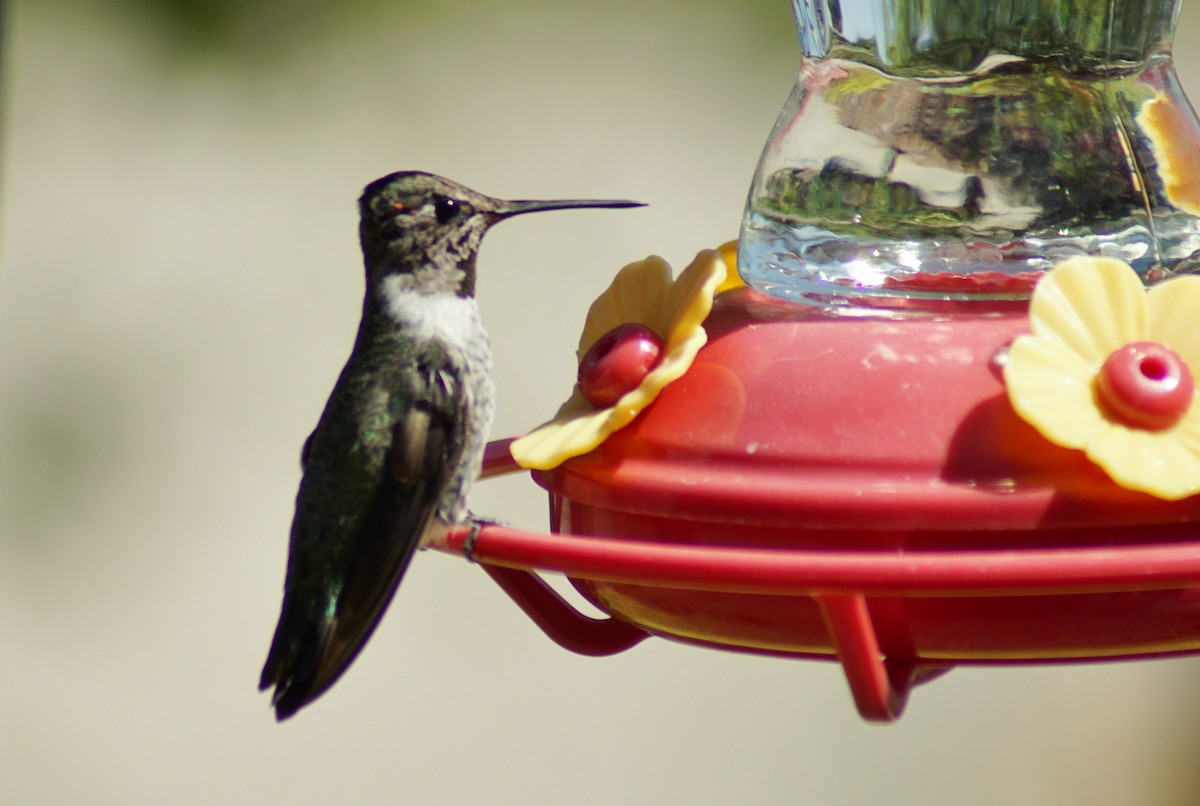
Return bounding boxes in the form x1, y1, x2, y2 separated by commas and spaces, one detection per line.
261, 351, 467, 720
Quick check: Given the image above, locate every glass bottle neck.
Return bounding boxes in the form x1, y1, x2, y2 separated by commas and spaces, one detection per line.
794, 0, 1181, 76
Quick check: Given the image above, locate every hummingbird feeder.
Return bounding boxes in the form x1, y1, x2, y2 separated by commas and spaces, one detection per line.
432, 0, 1200, 722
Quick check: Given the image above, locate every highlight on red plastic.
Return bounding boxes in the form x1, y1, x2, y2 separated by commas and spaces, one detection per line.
437, 441, 1200, 722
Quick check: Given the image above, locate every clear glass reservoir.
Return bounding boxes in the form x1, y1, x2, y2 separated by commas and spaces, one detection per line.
739, 0, 1200, 307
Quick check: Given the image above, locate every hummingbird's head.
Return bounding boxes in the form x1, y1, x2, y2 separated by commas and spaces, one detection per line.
357, 171, 503, 297
358, 171, 644, 297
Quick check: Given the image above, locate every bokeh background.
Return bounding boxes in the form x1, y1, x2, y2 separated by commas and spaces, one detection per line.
5, 1, 1200, 803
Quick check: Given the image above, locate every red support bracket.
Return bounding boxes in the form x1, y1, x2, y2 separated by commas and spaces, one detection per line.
480, 563, 650, 657
817, 593, 950, 722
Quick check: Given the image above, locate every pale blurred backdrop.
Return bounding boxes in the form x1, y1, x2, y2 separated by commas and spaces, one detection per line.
5, 1, 1200, 803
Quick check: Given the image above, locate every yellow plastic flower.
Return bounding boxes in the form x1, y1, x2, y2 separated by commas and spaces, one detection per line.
714, 239, 745, 294
1004, 257, 1200, 500
510, 245, 736, 470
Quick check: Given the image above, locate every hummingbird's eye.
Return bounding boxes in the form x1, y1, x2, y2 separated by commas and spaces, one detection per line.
433, 196, 461, 224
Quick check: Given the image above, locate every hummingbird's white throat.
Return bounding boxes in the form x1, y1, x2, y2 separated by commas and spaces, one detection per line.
380, 276, 485, 347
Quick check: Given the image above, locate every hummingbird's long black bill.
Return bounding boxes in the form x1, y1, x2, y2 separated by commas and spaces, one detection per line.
495, 198, 646, 219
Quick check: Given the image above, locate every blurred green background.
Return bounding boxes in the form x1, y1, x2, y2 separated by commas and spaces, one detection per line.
5, 1, 1200, 803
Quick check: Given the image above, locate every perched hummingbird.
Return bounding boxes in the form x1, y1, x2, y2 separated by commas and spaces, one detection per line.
260, 171, 643, 720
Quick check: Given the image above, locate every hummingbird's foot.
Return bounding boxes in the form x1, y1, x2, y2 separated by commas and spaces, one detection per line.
462, 515, 509, 563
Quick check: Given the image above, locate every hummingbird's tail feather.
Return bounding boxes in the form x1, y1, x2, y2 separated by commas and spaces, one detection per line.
258, 613, 332, 719
259, 479, 434, 720
258, 571, 413, 720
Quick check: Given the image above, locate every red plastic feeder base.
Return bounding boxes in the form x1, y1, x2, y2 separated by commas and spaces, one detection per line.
432, 290, 1200, 722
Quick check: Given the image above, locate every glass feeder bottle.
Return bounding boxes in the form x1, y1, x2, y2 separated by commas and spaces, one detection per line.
738, 0, 1200, 307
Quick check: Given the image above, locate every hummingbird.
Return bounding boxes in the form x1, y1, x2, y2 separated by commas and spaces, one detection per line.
259, 171, 643, 720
